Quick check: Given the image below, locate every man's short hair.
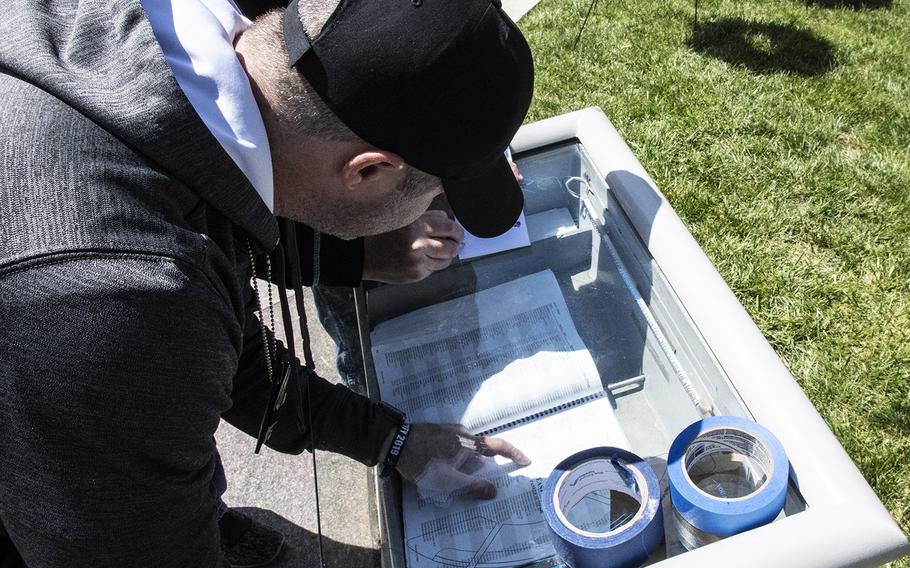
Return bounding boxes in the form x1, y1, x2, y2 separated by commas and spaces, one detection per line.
244, 1, 439, 199
244, 0, 356, 142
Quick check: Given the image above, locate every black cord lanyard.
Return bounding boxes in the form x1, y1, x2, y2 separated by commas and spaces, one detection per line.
248, 229, 325, 567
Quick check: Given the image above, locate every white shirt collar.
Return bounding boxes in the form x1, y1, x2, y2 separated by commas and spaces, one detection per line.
141, 0, 275, 212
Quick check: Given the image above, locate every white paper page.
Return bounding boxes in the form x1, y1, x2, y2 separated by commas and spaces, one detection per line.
456, 212, 531, 260
403, 396, 630, 568
372, 271, 602, 432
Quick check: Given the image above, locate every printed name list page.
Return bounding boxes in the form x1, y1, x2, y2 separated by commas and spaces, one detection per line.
371, 270, 630, 567
371, 270, 602, 433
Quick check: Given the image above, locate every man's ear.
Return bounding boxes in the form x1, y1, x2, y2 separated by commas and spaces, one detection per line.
341, 149, 406, 190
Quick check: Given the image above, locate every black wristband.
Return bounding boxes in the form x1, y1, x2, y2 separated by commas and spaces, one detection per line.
379, 421, 411, 478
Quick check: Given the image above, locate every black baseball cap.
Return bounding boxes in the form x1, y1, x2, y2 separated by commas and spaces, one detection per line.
282, 0, 534, 238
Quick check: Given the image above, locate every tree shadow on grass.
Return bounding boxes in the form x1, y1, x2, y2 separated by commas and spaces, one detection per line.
688, 18, 837, 77
805, 0, 891, 9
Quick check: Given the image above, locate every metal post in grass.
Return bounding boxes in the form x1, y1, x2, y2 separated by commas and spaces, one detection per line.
573, 0, 601, 48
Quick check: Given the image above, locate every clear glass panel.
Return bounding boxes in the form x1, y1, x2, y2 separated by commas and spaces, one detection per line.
361, 141, 807, 567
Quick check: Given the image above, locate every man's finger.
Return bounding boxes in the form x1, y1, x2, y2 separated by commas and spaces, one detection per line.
422, 237, 461, 260
477, 436, 531, 466
508, 159, 523, 183
422, 212, 464, 242
418, 210, 452, 233
461, 478, 497, 501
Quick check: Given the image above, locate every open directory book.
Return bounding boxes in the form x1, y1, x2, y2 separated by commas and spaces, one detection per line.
371, 270, 630, 568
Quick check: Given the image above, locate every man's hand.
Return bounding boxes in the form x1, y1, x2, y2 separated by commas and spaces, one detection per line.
508, 158, 523, 184
362, 210, 464, 284
394, 423, 531, 505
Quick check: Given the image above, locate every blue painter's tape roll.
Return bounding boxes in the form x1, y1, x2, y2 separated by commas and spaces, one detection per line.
667, 416, 789, 539
541, 447, 664, 568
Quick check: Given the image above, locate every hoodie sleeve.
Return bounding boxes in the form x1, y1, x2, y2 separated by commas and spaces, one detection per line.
221, 287, 399, 466
254, 220, 365, 288
0, 253, 236, 568
293, 222, 365, 287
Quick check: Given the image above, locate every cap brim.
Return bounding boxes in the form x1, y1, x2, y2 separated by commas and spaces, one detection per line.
443, 156, 524, 239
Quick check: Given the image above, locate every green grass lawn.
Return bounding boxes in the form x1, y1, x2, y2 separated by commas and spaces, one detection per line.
521, 0, 909, 561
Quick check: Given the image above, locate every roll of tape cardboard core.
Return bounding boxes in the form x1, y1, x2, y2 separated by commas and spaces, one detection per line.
541, 447, 663, 568
668, 416, 789, 545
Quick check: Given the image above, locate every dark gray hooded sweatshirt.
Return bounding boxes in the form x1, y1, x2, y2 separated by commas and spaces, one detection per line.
0, 1, 397, 566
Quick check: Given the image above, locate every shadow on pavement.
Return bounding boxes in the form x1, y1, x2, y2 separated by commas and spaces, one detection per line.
688, 18, 837, 77
237, 507, 379, 568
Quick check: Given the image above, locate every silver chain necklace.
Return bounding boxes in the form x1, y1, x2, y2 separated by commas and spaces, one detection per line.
246, 239, 277, 382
